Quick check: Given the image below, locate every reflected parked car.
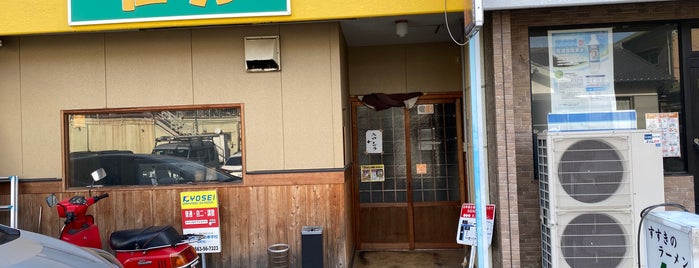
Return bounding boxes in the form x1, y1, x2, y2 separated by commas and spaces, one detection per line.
221, 152, 242, 177
0, 224, 122, 268
69, 152, 242, 187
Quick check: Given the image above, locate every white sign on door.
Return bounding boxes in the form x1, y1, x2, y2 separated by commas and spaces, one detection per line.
365, 130, 382, 154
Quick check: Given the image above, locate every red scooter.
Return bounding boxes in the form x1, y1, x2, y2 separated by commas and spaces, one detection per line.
47, 168, 201, 268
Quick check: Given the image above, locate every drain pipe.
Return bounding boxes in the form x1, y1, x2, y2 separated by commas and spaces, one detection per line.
468, 31, 489, 268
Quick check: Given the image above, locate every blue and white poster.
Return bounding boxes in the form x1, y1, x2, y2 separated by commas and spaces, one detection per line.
548, 28, 615, 113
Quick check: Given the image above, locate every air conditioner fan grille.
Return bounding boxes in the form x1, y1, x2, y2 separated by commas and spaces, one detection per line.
562, 213, 628, 268
558, 140, 624, 203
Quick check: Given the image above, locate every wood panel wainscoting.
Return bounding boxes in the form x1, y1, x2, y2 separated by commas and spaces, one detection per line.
0, 167, 354, 268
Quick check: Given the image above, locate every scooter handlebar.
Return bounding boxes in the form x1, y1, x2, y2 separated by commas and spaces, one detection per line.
93, 193, 109, 202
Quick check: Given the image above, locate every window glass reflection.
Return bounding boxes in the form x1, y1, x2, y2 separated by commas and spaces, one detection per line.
65, 106, 243, 187
529, 24, 684, 172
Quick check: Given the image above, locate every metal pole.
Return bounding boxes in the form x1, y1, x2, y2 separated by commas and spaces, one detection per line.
468, 31, 489, 268
9, 176, 18, 228
469, 246, 476, 268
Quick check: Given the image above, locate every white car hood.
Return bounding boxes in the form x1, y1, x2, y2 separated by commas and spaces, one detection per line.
1, 228, 119, 268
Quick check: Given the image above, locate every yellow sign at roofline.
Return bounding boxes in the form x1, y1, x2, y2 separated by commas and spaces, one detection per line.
1, 0, 465, 35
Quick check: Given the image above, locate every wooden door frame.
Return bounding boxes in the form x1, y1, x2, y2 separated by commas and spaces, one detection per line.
350, 92, 468, 250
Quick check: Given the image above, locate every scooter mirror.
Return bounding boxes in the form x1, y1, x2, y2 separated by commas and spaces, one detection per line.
45, 193, 58, 207
91, 168, 107, 182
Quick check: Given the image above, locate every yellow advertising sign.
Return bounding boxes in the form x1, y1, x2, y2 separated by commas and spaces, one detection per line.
360, 164, 385, 182
180, 189, 221, 253
180, 190, 218, 209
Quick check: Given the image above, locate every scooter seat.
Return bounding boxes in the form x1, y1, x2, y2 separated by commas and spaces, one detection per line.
109, 225, 181, 251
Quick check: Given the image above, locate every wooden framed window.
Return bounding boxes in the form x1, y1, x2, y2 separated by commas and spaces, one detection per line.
62, 104, 244, 188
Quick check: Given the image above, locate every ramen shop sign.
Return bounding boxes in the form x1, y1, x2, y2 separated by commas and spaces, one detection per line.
69, 0, 291, 26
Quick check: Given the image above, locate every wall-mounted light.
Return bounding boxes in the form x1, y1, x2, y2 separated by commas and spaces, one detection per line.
395, 20, 408, 38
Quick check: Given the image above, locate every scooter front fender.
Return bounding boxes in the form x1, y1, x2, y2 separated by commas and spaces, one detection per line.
60, 216, 102, 249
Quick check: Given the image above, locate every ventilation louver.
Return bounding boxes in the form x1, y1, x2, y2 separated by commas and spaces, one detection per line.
244, 36, 280, 72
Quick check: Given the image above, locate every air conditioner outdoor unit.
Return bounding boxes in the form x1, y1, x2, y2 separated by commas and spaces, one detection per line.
537, 130, 664, 268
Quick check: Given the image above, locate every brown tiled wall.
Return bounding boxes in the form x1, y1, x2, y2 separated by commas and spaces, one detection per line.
489, 1, 699, 267
664, 175, 696, 212
486, 11, 521, 268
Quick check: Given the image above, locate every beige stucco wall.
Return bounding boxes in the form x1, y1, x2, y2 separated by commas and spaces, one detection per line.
0, 22, 346, 179
348, 42, 463, 95
0, 37, 22, 177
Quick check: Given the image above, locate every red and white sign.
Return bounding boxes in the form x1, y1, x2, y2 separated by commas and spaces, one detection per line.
182, 208, 219, 228
456, 203, 495, 246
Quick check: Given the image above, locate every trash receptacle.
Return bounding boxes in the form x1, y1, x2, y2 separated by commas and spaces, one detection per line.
301, 226, 323, 268
268, 243, 290, 268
